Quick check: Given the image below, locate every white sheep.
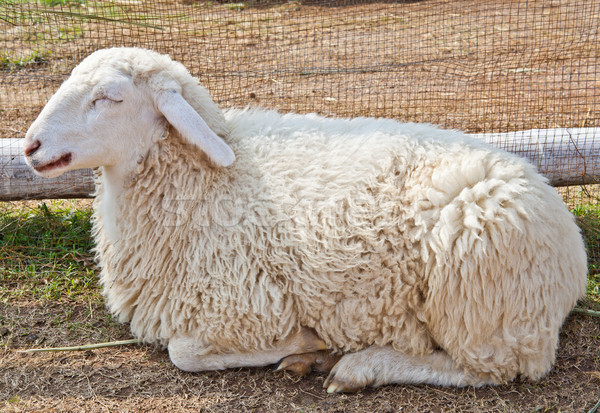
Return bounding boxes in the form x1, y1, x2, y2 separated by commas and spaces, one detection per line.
24, 47, 588, 393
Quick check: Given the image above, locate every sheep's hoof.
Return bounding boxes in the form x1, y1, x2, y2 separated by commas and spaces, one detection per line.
323, 353, 372, 393
323, 371, 367, 394
275, 350, 340, 376
323, 375, 366, 393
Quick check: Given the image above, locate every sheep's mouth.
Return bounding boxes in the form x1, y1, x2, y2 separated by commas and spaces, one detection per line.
35, 153, 72, 173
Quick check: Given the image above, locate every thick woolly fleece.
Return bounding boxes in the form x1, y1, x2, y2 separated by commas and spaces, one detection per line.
86, 49, 587, 384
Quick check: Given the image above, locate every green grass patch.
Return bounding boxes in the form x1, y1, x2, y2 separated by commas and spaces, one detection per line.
0, 50, 50, 71
222, 2, 246, 11
567, 200, 600, 307
0, 200, 99, 301
40, 0, 87, 6
573, 203, 600, 274
586, 273, 600, 305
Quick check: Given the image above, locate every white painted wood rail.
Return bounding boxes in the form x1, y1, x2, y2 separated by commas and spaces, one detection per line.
2, 127, 599, 200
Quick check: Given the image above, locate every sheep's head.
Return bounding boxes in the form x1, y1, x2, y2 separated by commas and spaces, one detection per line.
24, 47, 235, 178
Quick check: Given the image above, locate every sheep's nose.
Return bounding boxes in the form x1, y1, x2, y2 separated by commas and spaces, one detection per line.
24, 140, 41, 157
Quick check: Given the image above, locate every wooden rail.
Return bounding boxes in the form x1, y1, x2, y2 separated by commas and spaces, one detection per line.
2, 128, 600, 200
1, 139, 95, 201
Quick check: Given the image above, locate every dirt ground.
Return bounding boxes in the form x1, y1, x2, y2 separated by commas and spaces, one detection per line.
1, 299, 599, 412
2, 0, 600, 411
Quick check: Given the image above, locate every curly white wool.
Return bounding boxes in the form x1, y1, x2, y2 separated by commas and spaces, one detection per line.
24, 47, 587, 388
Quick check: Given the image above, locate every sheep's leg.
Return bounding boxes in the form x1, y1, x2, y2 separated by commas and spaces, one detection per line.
324, 345, 496, 393
275, 350, 341, 376
168, 326, 328, 372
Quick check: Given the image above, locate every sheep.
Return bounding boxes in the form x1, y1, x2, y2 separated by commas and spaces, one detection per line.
23, 47, 588, 393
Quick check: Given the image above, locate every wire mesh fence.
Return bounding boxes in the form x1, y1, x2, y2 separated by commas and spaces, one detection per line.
3, 0, 599, 133
1, 0, 600, 267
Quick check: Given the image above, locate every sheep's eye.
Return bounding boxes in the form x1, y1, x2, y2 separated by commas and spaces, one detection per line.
93, 96, 123, 108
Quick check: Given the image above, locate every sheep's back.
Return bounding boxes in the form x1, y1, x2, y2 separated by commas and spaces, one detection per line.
225, 109, 587, 367
94, 108, 587, 367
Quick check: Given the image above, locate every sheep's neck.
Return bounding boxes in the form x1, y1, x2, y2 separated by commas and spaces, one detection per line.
98, 123, 170, 242
100, 134, 221, 244
98, 165, 132, 243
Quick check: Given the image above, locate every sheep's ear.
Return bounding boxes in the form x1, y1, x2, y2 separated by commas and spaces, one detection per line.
155, 90, 235, 167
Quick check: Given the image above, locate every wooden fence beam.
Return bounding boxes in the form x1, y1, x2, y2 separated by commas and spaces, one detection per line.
1, 139, 95, 201
2, 127, 600, 201
471, 128, 600, 187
